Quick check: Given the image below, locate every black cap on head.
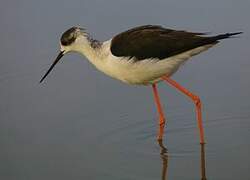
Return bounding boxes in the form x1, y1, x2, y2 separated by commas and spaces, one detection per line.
60, 27, 78, 46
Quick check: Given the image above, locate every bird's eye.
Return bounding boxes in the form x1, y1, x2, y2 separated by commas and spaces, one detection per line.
60, 27, 78, 46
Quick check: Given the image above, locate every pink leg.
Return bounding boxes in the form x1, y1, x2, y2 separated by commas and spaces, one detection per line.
152, 84, 166, 140
162, 76, 205, 144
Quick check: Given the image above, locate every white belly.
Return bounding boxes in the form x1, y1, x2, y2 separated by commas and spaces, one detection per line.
101, 57, 179, 85
82, 40, 215, 85
92, 44, 215, 85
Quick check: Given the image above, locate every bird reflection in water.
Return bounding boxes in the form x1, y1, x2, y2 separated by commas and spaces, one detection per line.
157, 140, 207, 180
200, 143, 207, 180
158, 140, 168, 180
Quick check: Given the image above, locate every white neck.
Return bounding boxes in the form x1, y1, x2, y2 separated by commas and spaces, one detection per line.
63, 35, 112, 78
73, 36, 102, 63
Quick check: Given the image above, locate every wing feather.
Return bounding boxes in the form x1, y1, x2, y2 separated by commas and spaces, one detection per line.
110, 25, 216, 60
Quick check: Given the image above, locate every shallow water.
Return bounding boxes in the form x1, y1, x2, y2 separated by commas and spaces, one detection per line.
1, 0, 250, 179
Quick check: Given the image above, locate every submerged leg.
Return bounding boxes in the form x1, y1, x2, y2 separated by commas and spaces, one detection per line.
162, 76, 205, 144
152, 84, 166, 140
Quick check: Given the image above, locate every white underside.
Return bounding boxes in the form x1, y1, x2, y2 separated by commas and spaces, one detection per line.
75, 39, 215, 85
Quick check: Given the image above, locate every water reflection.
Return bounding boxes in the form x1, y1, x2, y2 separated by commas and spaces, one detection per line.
158, 140, 168, 180
157, 140, 207, 180
200, 144, 207, 180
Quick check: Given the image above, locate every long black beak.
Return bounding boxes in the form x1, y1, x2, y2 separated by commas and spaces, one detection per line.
40, 51, 65, 83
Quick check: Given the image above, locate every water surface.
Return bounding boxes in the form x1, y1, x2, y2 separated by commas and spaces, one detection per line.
1, 0, 250, 179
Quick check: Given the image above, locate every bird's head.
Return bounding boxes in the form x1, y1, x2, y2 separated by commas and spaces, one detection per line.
60, 26, 89, 53
40, 27, 89, 83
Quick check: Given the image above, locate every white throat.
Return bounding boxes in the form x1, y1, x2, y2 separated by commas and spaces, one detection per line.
64, 35, 104, 63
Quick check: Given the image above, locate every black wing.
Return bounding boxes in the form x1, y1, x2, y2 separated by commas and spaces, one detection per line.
110, 25, 237, 60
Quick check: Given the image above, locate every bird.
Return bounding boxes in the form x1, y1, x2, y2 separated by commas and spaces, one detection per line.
40, 25, 242, 144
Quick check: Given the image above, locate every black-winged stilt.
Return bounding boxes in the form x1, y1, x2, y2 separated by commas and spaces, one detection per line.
40, 25, 242, 144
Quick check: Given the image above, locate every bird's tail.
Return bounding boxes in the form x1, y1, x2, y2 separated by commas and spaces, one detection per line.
213, 32, 243, 41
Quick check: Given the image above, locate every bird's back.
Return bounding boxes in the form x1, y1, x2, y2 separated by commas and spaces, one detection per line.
110, 25, 241, 61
